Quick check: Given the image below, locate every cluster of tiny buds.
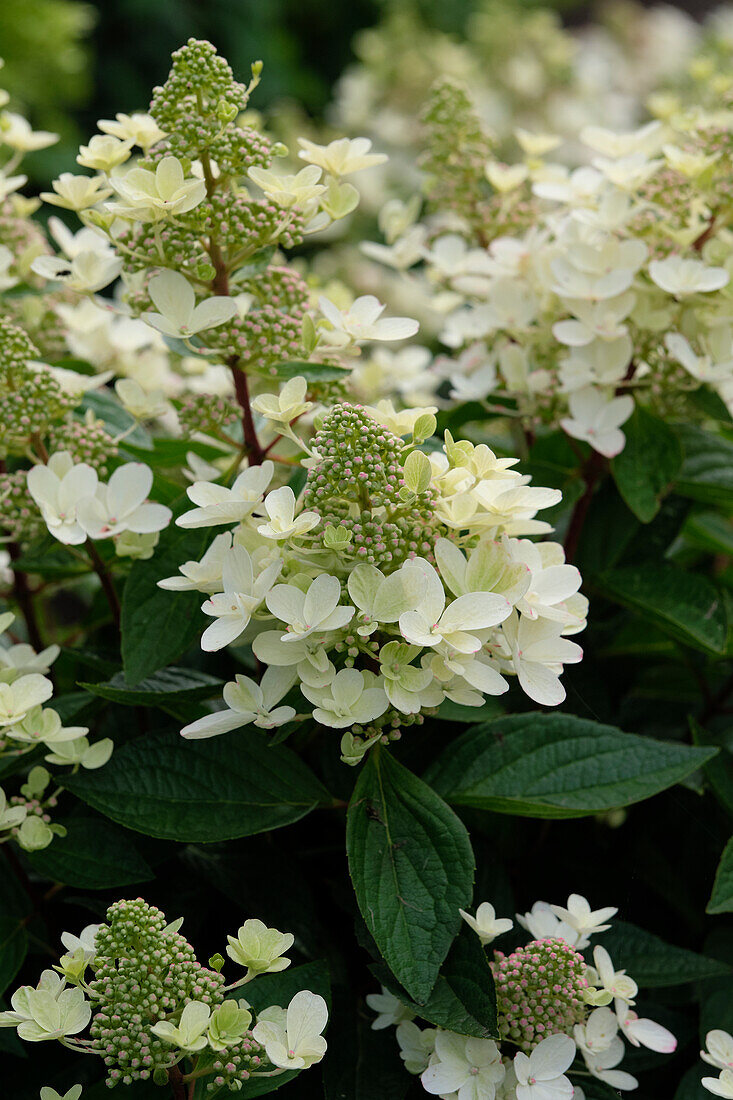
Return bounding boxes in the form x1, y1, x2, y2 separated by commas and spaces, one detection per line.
178, 393, 239, 439
89, 898, 226, 1087
0, 315, 40, 372
303, 404, 440, 565
492, 937, 589, 1053
46, 418, 118, 476
202, 195, 305, 258
8, 793, 56, 828
148, 39, 271, 178
206, 306, 302, 365
0, 470, 46, 543
420, 77, 494, 229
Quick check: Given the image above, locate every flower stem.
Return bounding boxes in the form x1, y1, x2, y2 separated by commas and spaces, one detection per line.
86, 540, 121, 627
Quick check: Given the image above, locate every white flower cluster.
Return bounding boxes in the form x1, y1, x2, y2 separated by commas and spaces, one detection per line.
369, 892, 676, 1100
26, 452, 171, 554
0, 612, 112, 852
363, 109, 733, 456
159, 402, 585, 762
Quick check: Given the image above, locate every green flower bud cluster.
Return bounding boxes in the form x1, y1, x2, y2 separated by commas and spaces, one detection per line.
492, 937, 589, 1052
149, 39, 271, 178
420, 78, 494, 232
89, 898, 239, 1087
206, 306, 303, 367
45, 417, 118, 478
0, 468, 45, 543
0, 318, 74, 455
178, 393, 239, 439
0, 203, 47, 272
244, 266, 309, 324
5, 294, 68, 362
303, 403, 440, 566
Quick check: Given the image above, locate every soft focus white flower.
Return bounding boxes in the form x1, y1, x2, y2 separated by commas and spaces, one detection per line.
301, 668, 388, 728
704, 1070, 733, 1097
0, 786, 27, 832
144, 271, 237, 338
39, 173, 112, 211
615, 1001, 676, 1052
421, 1030, 505, 1099
44, 736, 113, 769
0, 675, 54, 728
298, 136, 387, 176
582, 1035, 637, 1090
560, 387, 634, 457
152, 1000, 211, 1052
366, 986, 414, 1030
399, 558, 512, 653
397, 1020, 437, 1075
109, 156, 206, 221
200, 545, 282, 651
27, 453, 98, 545
177, 462, 274, 528
319, 294, 419, 346
252, 990, 328, 1070
77, 463, 171, 539
115, 378, 168, 419
60, 924, 100, 962
248, 164, 326, 208
267, 575, 354, 645
32, 251, 122, 293
649, 256, 729, 295
181, 666, 297, 739
588, 945, 638, 1004
158, 532, 233, 593
256, 486, 320, 541
1, 112, 57, 151
226, 918, 294, 976
514, 1034, 576, 1100
703, 1030, 733, 1071
77, 134, 134, 171
97, 112, 165, 149
517, 901, 584, 948
251, 377, 313, 425
459, 902, 513, 945
0, 970, 91, 1041
549, 894, 617, 938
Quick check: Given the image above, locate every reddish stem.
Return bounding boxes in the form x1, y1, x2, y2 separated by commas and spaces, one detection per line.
564, 451, 605, 563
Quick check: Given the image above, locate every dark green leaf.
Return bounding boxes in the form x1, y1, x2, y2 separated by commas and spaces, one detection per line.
346, 748, 474, 1003
28, 818, 153, 889
0, 918, 27, 996
63, 729, 331, 842
676, 425, 733, 507
121, 518, 212, 684
373, 926, 498, 1038
675, 1066, 710, 1100
612, 407, 682, 522
708, 838, 733, 915
684, 512, 733, 556
122, 438, 227, 469
600, 920, 730, 986
594, 564, 728, 655
80, 667, 223, 707
425, 713, 717, 818
435, 698, 505, 724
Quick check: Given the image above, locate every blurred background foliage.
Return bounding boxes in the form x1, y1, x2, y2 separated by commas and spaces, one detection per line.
0, 0, 722, 183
